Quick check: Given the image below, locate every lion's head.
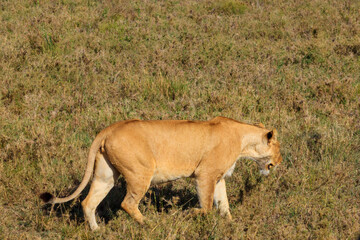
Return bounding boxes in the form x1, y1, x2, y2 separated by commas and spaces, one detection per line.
256, 129, 282, 176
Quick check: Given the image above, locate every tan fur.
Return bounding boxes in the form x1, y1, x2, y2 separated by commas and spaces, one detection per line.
41, 117, 282, 230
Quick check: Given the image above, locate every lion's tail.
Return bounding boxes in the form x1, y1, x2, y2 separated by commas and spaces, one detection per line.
40, 130, 107, 204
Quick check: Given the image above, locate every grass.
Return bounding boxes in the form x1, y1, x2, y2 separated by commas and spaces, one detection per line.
0, 0, 359, 239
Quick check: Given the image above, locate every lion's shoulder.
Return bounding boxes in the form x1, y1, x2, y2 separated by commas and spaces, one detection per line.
210, 117, 265, 129
209, 116, 232, 122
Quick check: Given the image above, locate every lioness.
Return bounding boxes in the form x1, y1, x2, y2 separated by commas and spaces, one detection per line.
41, 117, 282, 230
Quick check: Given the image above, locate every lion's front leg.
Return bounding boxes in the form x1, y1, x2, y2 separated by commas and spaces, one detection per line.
213, 179, 232, 220
189, 176, 216, 216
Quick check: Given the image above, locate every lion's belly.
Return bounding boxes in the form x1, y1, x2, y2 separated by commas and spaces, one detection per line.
151, 168, 194, 184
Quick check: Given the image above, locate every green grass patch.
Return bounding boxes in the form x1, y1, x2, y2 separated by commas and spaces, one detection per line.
210, 0, 247, 15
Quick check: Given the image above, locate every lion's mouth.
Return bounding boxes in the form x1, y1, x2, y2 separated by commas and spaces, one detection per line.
259, 169, 270, 176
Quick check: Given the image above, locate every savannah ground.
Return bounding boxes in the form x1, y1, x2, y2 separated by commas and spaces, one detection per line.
0, 0, 359, 239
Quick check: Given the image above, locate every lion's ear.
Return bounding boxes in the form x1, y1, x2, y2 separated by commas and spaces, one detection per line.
266, 129, 277, 143
273, 129, 278, 140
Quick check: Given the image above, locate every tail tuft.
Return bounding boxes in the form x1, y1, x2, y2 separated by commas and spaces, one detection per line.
40, 192, 54, 204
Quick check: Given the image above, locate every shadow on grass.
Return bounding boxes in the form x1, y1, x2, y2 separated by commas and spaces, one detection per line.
237, 173, 263, 204
41, 178, 198, 225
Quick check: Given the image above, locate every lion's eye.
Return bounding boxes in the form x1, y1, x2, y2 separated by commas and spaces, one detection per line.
267, 163, 274, 170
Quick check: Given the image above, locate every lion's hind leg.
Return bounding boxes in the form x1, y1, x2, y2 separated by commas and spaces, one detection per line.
81, 152, 119, 231
120, 170, 153, 225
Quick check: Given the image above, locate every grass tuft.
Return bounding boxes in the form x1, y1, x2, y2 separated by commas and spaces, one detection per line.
210, 0, 247, 15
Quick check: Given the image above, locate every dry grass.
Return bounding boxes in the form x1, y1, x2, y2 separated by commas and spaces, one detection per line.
0, 0, 359, 239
